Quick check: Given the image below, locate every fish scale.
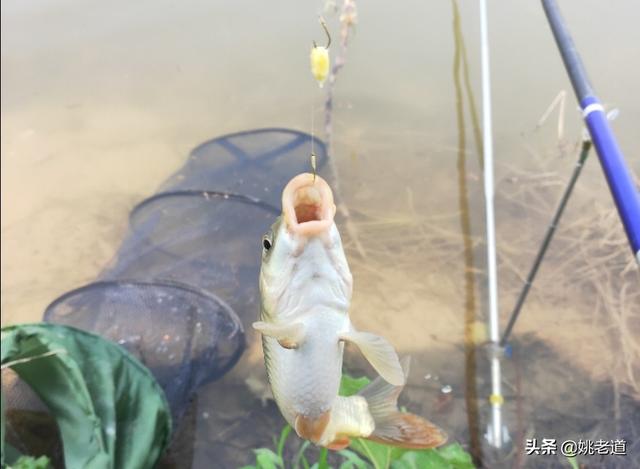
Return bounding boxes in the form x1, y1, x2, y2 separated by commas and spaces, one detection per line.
263, 309, 347, 424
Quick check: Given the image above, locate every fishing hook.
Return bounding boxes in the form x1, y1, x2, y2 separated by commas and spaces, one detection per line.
312, 17, 331, 49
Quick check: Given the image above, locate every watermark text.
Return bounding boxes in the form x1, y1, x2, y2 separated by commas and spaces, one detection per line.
525, 438, 627, 457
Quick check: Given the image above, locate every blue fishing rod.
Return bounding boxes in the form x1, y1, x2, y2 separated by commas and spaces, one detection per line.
500, 0, 640, 347
541, 0, 640, 262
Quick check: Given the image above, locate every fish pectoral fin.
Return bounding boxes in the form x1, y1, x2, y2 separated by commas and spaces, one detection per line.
339, 330, 405, 386
252, 320, 305, 349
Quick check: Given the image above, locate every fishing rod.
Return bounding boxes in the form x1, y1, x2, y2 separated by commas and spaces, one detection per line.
478, 0, 505, 449
500, 140, 591, 347
541, 0, 640, 264
476, 0, 638, 452
500, 0, 640, 346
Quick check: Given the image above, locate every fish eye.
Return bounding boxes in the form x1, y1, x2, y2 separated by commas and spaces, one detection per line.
262, 235, 272, 251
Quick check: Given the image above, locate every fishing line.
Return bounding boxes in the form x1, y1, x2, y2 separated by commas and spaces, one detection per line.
310, 16, 331, 181
311, 84, 317, 180
309, 32, 316, 179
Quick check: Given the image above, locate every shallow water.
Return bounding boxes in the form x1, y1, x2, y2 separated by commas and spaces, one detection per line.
2, 0, 640, 467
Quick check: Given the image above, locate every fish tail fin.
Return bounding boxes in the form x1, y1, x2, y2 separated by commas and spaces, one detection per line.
358, 357, 448, 449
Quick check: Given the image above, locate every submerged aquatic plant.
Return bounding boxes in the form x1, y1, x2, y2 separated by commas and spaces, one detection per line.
241, 373, 475, 469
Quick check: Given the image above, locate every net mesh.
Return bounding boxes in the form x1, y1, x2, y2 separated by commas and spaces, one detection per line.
3, 129, 327, 456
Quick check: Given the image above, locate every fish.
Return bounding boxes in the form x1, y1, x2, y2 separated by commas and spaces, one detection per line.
253, 173, 447, 450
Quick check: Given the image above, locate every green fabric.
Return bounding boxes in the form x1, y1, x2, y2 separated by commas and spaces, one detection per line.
1, 393, 5, 466
1, 323, 172, 469
3, 443, 26, 467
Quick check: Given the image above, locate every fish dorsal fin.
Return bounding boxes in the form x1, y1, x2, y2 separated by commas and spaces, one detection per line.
339, 329, 405, 386
252, 320, 305, 349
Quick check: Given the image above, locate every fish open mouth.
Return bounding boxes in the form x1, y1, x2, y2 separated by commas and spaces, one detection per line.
282, 173, 335, 236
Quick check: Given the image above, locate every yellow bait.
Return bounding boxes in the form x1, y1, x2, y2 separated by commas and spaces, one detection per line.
310, 46, 330, 88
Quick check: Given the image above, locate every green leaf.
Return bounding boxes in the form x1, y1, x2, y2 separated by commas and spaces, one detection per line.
390, 450, 449, 469
436, 443, 474, 469
349, 438, 395, 469
566, 455, 579, 469
388, 444, 475, 469
294, 440, 312, 469
9, 455, 52, 469
1, 323, 172, 469
254, 448, 283, 469
276, 425, 292, 459
349, 440, 475, 469
339, 375, 371, 397
348, 430, 474, 469
338, 449, 371, 469
318, 447, 329, 469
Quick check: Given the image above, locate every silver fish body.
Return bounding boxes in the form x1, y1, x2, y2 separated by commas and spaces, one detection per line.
254, 173, 447, 449
260, 212, 352, 433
